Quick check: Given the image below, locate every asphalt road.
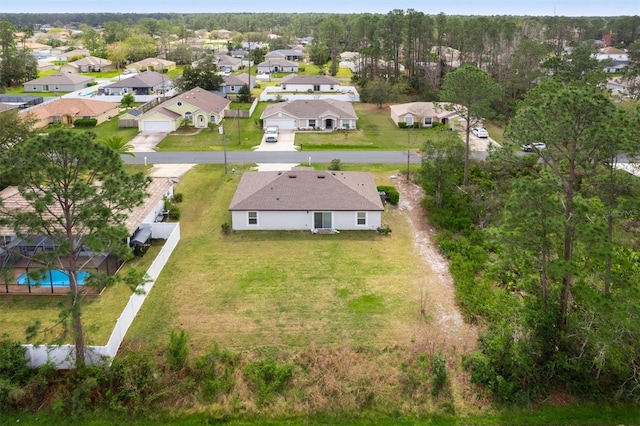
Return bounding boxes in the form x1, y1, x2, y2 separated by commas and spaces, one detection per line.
122, 150, 491, 165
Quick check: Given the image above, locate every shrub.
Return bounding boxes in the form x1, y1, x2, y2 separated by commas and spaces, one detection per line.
377, 185, 400, 205
172, 193, 183, 203
73, 118, 98, 128
377, 224, 392, 235
169, 205, 181, 220
0, 334, 29, 383
106, 349, 160, 414
398, 122, 408, 128
168, 329, 190, 371
328, 158, 341, 171
244, 357, 293, 405
221, 223, 231, 234
430, 352, 447, 396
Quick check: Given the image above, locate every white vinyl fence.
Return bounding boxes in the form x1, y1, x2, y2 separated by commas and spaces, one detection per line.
22, 222, 181, 369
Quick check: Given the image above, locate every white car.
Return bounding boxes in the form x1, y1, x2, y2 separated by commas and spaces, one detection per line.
472, 127, 489, 138
521, 142, 546, 152
265, 127, 279, 143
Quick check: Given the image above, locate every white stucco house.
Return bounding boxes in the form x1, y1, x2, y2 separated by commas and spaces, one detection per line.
257, 58, 299, 74
279, 75, 341, 93
595, 47, 630, 73
137, 87, 231, 132
261, 99, 358, 131
229, 169, 384, 231
24, 73, 95, 93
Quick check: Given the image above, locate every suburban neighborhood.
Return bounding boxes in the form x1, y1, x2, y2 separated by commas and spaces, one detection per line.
0, 7, 640, 425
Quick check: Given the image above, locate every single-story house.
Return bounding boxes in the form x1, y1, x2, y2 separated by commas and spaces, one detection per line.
126, 58, 176, 73
296, 36, 315, 45
261, 99, 358, 131
118, 109, 143, 128
280, 75, 341, 92
228, 169, 384, 231
138, 87, 231, 132
37, 60, 56, 73
102, 71, 170, 95
56, 49, 90, 62
216, 55, 243, 73
24, 73, 95, 93
22, 98, 119, 128
265, 49, 305, 62
220, 74, 254, 96
230, 49, 248, 58
257, 58, 299, 74
389, 102, 464, 129
0, 95, 43, 109
61, 56, 114, 73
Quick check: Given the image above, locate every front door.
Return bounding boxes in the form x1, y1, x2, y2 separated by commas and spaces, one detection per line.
314, 212, 332, 229
324, 118, 334, 129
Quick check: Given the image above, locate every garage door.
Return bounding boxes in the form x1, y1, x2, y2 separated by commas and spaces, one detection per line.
265, 119, 295, 130
142, 121, 171, 132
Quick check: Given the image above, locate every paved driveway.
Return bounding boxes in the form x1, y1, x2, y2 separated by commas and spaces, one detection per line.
130, 132, 169, 152
254, 130, 297, 152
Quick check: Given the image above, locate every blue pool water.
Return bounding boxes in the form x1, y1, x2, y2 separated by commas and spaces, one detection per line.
17, 270, 90, 287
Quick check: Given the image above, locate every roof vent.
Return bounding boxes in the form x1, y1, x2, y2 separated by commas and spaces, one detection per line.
317, 175, 325, 179
277, 171, 282, 175
289, 174, 297, 179
331, 172, 336, 175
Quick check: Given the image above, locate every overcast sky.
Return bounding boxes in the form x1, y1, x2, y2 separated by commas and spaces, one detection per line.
3, 0, 639, 16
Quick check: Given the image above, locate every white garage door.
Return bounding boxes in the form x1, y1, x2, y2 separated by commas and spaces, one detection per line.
265, 119, 295, 130
142, 121, 171, 132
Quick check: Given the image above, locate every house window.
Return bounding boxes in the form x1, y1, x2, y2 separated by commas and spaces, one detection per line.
313, 85, 320, 91
248, 211, 258, 225
424, 117, 432, 126
308, 119, 316, 128
314, 211, 332, 229
356, 212, 367, 226
230, 86, 236, 92
330, 85, 334, 90
210, 115, 217, 124
342, 120, 350, 129
405, 115, 414, 126
53, 116, 61, 123
0, 236, 11, 247
184, 112, 193, 122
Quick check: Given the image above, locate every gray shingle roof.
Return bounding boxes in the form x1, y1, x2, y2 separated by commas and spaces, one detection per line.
25, 73, 94, 85
261, 99, 357, 120
229, 169, 384, 212
280, 75, 340, 85
105, 71, 167, 89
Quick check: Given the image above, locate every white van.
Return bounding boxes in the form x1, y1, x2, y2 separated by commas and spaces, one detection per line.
265, 127, 279, 142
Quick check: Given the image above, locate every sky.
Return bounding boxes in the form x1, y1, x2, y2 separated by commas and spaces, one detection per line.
1, 0, 638, 16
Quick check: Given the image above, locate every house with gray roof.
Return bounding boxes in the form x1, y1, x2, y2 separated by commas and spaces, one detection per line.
221, 73, 255, 96
389, 102, 464, 129
228, 169, 384, 231
103, 71, 170, 96
265, 49, 305, 62
280, 75, 341, 93
137, 87, 230, 132
24, 73, 95, 93
257, 58, 299, 74
261, 99, 357, 131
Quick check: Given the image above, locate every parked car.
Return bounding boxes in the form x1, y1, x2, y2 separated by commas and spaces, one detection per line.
471, 127, 489, 138
521, 142, 546, 152
265, 126, 279, 143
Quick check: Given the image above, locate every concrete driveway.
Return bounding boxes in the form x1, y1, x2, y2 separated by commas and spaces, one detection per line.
254, 130, 297, 152
130, 131, 169, 152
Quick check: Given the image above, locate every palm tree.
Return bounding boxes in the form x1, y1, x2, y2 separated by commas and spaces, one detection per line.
100, 136, 135, 157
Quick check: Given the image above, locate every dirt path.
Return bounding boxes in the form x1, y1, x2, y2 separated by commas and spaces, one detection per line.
395, 176, 481, 408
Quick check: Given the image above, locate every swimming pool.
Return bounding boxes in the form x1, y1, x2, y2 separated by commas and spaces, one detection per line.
17, 270, 90, 287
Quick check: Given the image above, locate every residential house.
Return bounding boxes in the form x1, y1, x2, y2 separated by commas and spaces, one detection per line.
265, 49, 305, 62
261, 99, 357, 130
56, 49, 90, 62
230, 49, 248, 58
213, 29, 232, 39
216, 55, 243, 73
137, 87, 231, 132
280, 75, 341, 93
24, 73, 94, 93
61, 56, 114, 73
228, 169, 384, 231
102, 71, 170, 96
596, 47, 630, 73
220, 74, 254, 96
257, 58, 299, 74
389, 102, 464, 129
37, 60, 56, 73
607, 76, 640, 98
118, 109, 143, 128
126, 58, 176, 73
21, 98, 119, 128
296, 36, 315, 45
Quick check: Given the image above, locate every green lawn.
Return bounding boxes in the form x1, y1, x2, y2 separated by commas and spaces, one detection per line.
125, 164, 423, 352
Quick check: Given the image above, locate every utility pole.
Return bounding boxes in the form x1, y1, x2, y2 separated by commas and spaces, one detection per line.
219, 121, 227, 174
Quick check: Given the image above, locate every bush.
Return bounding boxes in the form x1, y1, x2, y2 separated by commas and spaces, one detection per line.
377, 185, 400, 205
172, 193, 183, 203
430, 352, 447, 396
73, 118, 98, 128
398, 122, 408, 128
168, 329, 190, 371
0, 334, 29, 383
244, 357, 293, 405
328, 158, 341, 171
221, 223, 231, 234
377, 224, 392, 235
169, 205, 181, 220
